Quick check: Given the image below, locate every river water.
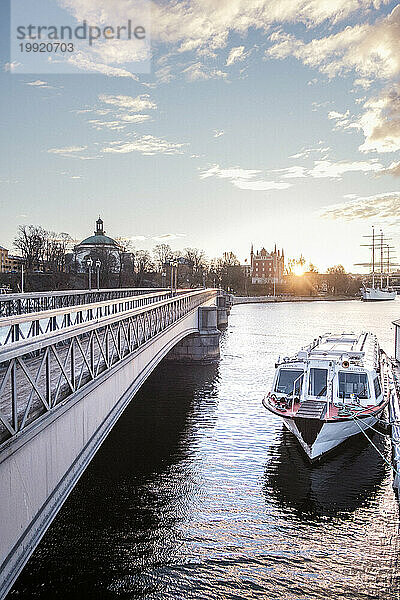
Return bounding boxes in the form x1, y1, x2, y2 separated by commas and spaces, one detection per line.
9, 300, 400, 599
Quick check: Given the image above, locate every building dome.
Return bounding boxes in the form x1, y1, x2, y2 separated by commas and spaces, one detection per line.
78, 233, 119, 247
75, 217, 120, 250
73, 217, 121, 272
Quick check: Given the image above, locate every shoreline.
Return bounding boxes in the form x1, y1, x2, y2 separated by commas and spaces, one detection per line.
232, 295, 359, 305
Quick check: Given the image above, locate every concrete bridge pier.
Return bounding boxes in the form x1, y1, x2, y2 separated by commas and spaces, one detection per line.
165, 306, 220, 363
216, 296, 228, 329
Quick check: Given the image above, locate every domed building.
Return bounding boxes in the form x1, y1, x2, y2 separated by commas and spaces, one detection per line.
74, 217, 121, 271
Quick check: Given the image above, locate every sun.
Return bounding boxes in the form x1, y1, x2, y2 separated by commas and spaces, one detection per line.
293, 264, 306, 277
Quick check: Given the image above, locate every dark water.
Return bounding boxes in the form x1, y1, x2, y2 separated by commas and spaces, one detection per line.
9, 301, 400, 599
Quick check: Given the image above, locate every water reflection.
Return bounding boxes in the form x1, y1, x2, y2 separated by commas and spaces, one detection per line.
9, 362, 220, 599
265, 427, 389, 520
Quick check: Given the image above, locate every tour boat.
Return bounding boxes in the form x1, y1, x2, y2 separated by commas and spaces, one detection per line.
263, 333, 390, 461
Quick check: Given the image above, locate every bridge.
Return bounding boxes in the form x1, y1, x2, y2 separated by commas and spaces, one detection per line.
0, 287, 230, 599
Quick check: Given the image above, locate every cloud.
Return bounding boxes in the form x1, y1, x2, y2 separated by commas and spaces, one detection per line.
88, 115, 151, 130
213, 130, 225, 138
48, 145, 87, 156
67, 52, 139, 78
4, 61, 21, 72
61, 0, 390, 58
103, 135, 187, 156
54, 0, 390, 84
99, 94, 157, 112
320, 191, 400, 221
358, 83, 400, 153
48, 145, 101, 160
226, 46, 248, 66
152, 233, 186, 241
182, 62, 227, 81
199, 164, 292, 191
266, 5, 400, 81
308, 159, 383, 178
271, 166, 307, 179
79, 94, 155, 131
381, 160, 400, 176
26, 80, 49, 87
289, 145, 330, 159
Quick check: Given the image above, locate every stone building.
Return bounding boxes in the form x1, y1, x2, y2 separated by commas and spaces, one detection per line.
73, 217, 122, 272
0, 246, 24, 273
250, 244, 284, 285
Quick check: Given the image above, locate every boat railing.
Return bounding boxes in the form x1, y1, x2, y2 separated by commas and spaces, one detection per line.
291, 373, 304, 412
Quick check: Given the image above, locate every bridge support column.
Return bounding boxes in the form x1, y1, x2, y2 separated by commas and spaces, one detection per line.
165, 306, 220, 363
216, 296, 228, 329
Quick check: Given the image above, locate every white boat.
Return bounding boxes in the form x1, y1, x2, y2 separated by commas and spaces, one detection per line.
358, 227, 396, 301
361, 287, 396, 301
263, 333, 389, 461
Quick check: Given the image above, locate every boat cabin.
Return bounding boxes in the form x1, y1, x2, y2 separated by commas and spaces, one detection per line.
272, 333, 382, 409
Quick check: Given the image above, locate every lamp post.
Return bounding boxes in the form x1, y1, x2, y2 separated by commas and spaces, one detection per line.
87, 257, 93, 291
95, 259, 101, 290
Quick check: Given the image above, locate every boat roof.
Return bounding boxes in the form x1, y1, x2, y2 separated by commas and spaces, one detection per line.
280, 332, 379, 371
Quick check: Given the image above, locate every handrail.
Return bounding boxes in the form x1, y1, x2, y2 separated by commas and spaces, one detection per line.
0, 288, 171, 317
0, 289, 215, 360
0, 288, 218, 443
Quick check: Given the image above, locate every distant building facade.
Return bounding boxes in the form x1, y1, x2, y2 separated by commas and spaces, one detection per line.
73, 217, 122, 272
250, 244, 284, 285
0, 246, 24, 273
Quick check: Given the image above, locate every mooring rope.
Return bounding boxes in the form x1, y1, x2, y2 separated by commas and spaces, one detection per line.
351, 414, 400, 476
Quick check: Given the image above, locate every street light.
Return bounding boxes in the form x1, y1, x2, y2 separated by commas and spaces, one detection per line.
86, 257, 93, 291
95, 259, 101, 290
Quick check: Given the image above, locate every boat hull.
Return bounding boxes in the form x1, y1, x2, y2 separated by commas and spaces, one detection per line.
281, 413, 381, 461
361, 287, 396, 301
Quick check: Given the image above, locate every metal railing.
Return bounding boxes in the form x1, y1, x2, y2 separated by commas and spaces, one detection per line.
0, 287, 169, 317
0, 290, 178, 347
0, 289, 217, 445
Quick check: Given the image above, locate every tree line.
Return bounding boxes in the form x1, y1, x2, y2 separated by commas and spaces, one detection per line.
11, 225, 361, 295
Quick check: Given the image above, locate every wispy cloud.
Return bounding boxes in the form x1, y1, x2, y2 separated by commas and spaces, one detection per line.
359, 83, 400, 153
381, 161, 400, 176
320, 191, 400, 221
67, 51, 139, 79
152, 233, 186, 241
103, 135, 188, 156
308, 159, 383, 179
48, 145, 87, 156
182, 62, 227, 81
48, 146, 101, 160
200, 164, 292, 191
99, 94, 157, 112
289, 144, 330, 159
266, 6, 400, 81
4, 61, 21, 72
226, 46, 249, 66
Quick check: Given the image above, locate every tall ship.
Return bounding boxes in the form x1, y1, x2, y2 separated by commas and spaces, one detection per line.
263, 332, 390, 461
358, 227, 396, 301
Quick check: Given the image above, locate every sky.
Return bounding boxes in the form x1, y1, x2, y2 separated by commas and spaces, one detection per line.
0, 0, 400, 272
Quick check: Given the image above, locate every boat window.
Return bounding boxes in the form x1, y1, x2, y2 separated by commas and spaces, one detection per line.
338, 372, 369, 400
373, 376, 382, 399
275, 369, 304, 395
308, 368, 328, 397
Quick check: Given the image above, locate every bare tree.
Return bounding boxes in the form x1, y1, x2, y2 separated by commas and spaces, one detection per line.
153, 244, 173, 273
14, 225, 47, 271
135, 250, 154, 286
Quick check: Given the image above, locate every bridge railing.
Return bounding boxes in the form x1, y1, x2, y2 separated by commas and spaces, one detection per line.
0, 290, 177, 347
0, 289, 217, 446
0, 287, 169, 317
